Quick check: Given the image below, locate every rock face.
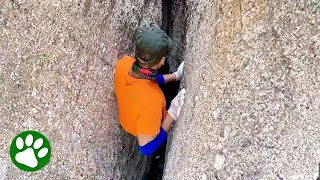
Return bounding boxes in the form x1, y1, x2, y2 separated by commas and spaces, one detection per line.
2, 0, 320, 179
164, 1, 320, 179
0, 0, 161, 179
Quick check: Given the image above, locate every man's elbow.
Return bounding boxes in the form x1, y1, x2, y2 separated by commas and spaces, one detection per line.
138, 128, 167, 156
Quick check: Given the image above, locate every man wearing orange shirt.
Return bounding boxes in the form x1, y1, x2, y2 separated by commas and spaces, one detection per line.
114, 27, 186, 156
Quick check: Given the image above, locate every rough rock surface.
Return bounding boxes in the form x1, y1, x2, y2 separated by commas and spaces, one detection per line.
0, 0, 161, 179
164, 0, 320, 179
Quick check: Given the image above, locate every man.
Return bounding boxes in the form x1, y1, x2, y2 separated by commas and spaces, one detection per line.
114, 27, 186, 156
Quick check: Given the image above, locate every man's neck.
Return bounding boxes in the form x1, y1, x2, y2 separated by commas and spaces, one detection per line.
128, 68, 142, 79
137, 61, 150, 69
129, 61, 158, 80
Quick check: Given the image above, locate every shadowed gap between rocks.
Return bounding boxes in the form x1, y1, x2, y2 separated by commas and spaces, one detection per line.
145, 0, 187, 179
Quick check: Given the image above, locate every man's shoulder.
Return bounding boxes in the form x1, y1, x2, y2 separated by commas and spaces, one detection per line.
116, 55, 135, 67
115, 55, 135, 78
139, 87, 165, 106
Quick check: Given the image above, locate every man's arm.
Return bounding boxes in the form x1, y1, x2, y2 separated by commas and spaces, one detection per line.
138, 113, 174, 146
137, 89, 186, 156
163, 73, 178, 84
157, 61, 184, 84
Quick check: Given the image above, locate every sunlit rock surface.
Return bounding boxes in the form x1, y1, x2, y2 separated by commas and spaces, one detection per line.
164, 1, 320, 179
0, 0, 161, 179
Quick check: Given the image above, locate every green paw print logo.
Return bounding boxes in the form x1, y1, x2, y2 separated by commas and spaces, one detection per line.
10, 130, 51, 172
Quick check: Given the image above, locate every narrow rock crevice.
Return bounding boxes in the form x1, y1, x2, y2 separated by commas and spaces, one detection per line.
159, 0, 187, 108
145, 0, 187, 179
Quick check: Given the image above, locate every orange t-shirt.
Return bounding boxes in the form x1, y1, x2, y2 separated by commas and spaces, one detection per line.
114, 55, 166, 137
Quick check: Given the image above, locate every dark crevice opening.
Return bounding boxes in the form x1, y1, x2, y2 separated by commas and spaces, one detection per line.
145, 0, 186, 179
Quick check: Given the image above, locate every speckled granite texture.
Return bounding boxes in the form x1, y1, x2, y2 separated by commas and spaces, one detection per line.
0, 0, 161, 179
164, 0, 320, 179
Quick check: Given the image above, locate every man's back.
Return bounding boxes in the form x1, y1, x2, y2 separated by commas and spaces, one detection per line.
114, 56, 166, 137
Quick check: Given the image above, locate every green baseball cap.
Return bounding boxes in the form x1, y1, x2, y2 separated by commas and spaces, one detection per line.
135, 27, 173, 65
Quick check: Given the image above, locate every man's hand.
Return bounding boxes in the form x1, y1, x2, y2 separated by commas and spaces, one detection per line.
174, 61, 184, 81
168, 88, 186, 120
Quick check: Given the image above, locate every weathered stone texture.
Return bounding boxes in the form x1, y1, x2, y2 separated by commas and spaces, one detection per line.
164, 1, 320, 179
0, 0, 161, 179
